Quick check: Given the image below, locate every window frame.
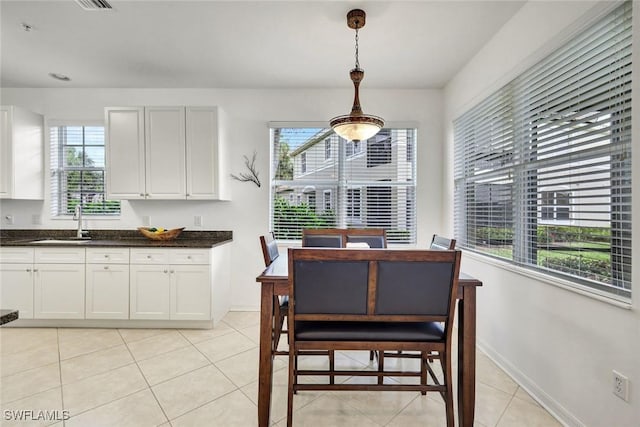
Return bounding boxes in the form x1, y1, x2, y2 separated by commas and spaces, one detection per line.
49, 122, 120, 218
453, 2, 632, 300
269, 126, 417, 244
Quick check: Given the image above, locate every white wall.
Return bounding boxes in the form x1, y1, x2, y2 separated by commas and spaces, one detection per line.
443, 1, 639, 426
0, 87, 442, 310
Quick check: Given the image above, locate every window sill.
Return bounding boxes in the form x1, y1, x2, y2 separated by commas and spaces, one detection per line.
462, 250, 632, 309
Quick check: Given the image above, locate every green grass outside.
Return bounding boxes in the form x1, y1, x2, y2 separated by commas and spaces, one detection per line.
482, 246, 610, 262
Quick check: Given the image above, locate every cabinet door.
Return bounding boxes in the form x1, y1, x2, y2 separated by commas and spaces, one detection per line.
130, 264, 171, 319
171, 265, 211, 320
0, 263, 34, 319
86, 264, 129, 319
105, 107, 146, 199
34, 263, 85, 319
145, 107, 186, 199
0, 106, 44, 200
0, 107, 11, 197
185, 107, 219, 200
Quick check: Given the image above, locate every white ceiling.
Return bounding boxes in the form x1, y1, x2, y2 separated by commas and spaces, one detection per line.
0, 0, 525, 89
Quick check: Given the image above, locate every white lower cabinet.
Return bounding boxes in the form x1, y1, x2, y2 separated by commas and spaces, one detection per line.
1, 245, 224, 324
0, 247, 35, 319
130, 248, 211, 321
86, 248, 130, 319
33, 248, 86, 319
171, 265, 211, 320
129, 264, 172, 320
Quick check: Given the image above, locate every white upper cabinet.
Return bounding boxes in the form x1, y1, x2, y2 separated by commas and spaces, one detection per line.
105, 107, 146, 199
0, 106, 44, 199
145, 106, 186, 199
105, 106, 228, 200
186, 107, 226, 200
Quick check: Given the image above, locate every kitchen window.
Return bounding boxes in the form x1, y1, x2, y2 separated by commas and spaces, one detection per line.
50, 125, 120, 216
270, 126, 417, 243
453, 2, 632, 299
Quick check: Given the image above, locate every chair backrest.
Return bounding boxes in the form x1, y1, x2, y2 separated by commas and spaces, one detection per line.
302, 228, 387, 248
289, 248, 461, 322
430, 234, 456, 250
259, 232, 280, 267
346, 228, 387, 248
301, 228, 344, 248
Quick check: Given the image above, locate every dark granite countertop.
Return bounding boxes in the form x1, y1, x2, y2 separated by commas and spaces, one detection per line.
0, 229, 232, 248
0, 309, 19, 325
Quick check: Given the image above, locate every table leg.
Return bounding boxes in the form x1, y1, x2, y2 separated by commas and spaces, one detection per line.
258, 281, 275, 427
458, 286, 477, 427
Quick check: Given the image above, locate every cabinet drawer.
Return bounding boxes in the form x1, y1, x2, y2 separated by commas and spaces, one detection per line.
130, 249, 170, 264
34, 248, 85, 263
0, 247, 35, 263
86, 248, 129, 264
169, 249, 210, 265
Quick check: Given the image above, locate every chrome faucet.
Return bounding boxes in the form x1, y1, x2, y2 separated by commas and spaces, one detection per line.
73, 204, 84, 238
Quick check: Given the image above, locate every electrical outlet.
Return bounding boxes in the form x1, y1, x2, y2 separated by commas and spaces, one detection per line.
142, 215, 150, 226
32, 214, 42, 225
3, 214, 14, 225
194, 215, 203, 227
613, 370, 629, 401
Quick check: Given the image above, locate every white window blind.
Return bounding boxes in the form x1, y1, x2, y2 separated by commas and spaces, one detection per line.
271, 127, 417, 244
454, 2, 632, 298
50, 125, 120, 216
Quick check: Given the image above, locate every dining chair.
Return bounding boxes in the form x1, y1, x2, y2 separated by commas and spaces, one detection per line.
286, 248, 461, 427
301, 228, 344, 248
259, 232, 288, 355
430, 234, 456, 250
379, 235, 456, 365
346, 228, 387, 249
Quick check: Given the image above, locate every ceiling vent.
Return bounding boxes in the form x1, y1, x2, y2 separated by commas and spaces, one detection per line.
75, 0, 113, 11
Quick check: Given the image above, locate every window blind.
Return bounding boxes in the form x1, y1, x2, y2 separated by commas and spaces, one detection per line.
270, 127, 417, 244
454, 2, 632, 298
50, 125, 120, 216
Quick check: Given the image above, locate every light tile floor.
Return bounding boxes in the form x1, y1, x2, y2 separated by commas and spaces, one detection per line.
0, 312, 561, 426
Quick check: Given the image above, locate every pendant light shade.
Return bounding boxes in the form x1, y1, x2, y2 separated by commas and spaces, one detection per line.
330, 9, 384, 142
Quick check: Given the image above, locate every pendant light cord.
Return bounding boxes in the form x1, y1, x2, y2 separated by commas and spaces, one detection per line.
354, 26, 360, 69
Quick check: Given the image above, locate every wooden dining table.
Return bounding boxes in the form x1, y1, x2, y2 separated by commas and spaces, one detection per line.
256, 250, 482, 427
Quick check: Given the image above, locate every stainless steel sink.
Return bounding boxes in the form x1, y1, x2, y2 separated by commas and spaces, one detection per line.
30, 239, 91, 244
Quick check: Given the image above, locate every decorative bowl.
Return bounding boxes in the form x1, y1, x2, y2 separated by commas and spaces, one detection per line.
137, 227, 185, 241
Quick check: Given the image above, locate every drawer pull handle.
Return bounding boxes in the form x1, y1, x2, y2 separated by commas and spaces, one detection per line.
33, 268, 38, 272
170, 269, 175, 273
26, 268, 32, 272
164, 269, 168, 273
104, 254, 109, 258
187, 256, 192, 259
147, 255, 152, 259
104, 266, 109, 270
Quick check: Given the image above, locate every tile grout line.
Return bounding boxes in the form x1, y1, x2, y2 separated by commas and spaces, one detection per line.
56, 328, 66, 427
492, 386, 519, 427
144, 329, 248, 423
116, 328, 172, 426
60, 329, 164, 423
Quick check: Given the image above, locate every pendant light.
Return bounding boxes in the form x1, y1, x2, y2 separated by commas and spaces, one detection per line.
330, 9, 384, 142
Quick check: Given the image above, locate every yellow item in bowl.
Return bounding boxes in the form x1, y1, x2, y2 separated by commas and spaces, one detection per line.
138, 227, 184, 241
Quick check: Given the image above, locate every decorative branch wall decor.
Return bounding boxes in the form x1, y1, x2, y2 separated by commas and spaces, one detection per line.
230, 151, 261, 187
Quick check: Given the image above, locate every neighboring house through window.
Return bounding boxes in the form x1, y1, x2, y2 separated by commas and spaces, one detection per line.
270, 127, 417, 243
300, 152, 307, 174
49, 124, 120, 216
367, 129, 392, 168
324, 138, 331, 160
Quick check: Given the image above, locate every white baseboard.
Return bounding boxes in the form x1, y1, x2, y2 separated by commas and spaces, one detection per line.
477, 339, 586, 427
229, 306, 260, 312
